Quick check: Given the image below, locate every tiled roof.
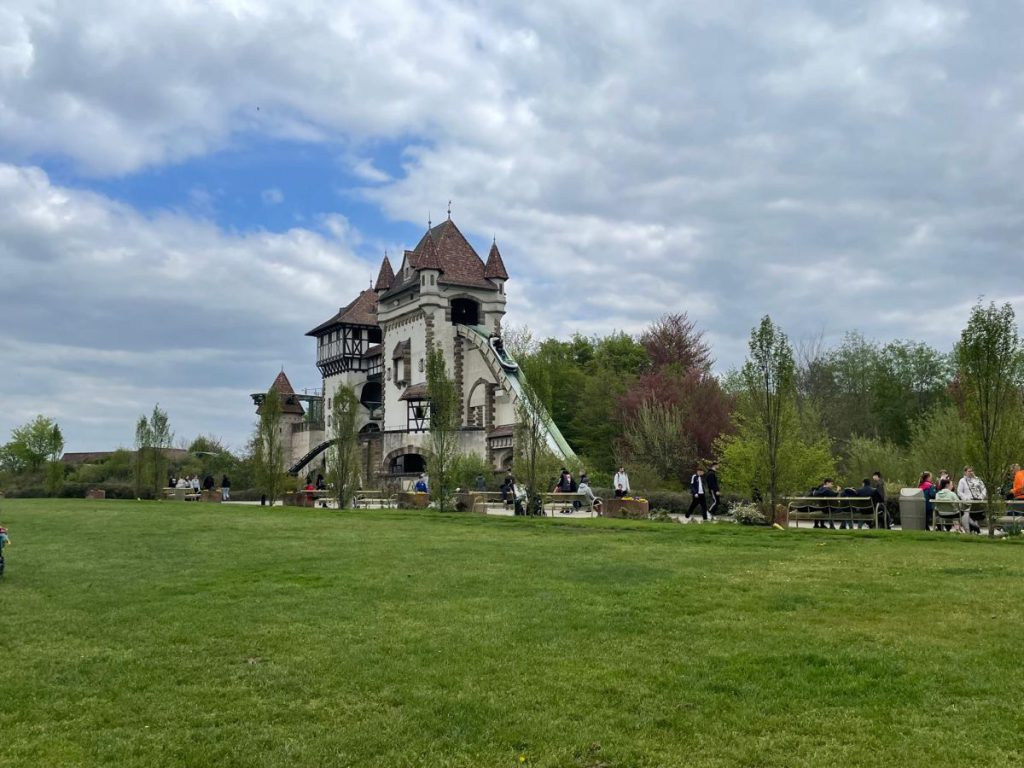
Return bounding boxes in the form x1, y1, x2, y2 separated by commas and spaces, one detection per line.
399, 382, 430, 401
305, 289, 379, 336
416, 231, 443, 270
260, 371, 305, 415
488, 424, 515, 439
374, 255, 395, 292
381, 217, 498, 298
391, 339, 411, 358
363, 344, 382, 358
483, 240, 509, 280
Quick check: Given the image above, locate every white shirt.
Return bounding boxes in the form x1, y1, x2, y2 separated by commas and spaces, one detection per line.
692, 474, 704, 495
613, 471, 630, 493
957, 475, 986, 501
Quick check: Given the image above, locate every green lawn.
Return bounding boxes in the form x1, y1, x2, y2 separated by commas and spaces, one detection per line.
1, 500, 1022, 767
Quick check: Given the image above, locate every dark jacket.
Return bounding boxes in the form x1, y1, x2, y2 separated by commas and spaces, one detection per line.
556, 475, 577, 493
689, 474, 707, 496
705, 469, 720, 495
812, 485, 838, 498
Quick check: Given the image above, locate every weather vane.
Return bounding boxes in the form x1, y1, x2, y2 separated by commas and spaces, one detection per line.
447, 200, 452, 219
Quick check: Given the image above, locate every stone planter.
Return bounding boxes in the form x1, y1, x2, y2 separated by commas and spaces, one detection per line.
396, 491, 431, 509
455, 492, 488, 513
602, 498, 649, 519
85, 488, 106, 500
201, 490, 222, 503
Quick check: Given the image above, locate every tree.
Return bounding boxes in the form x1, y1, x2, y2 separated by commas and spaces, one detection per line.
621, 401, 694, 488
134, 414, 152, 496
425, 345, 460, 512
740, 316, 798, 517
252, 385, 287, 506
3, 415, 64, 474
133, 405, 173, 496
640, 312, 712, 372
328, 384, 362, 510
954, 301, 1024, 536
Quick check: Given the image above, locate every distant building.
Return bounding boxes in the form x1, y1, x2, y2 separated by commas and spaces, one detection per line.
253, 215, 574, 485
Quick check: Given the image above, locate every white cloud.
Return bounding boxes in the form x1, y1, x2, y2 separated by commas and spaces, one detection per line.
3, 0, 1024, 448
0, 164, 372, 449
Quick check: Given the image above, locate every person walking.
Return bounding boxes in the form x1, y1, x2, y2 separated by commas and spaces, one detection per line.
686, 466, 711, 522
705, 461, 721, 515
221, 474, 231, 501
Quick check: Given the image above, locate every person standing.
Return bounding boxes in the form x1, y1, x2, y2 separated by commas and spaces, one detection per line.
705, 461, 721, 516
613, 467, 630, 498
686, 466, 710, 522
221, 474, 231, 501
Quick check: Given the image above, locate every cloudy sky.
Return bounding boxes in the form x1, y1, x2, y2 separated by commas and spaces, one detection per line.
2, 0, 1022, 452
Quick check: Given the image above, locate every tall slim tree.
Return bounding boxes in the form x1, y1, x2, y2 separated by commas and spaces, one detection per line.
134, 414, 152, 496
954, 301, 1024, 536
741, 316, 798, 518
148, 405, 173, 495
425, 344, 460, 512
328, 384, 362, 510
252, 384, 287, 506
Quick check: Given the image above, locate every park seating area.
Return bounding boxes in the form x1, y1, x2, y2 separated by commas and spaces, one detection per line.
931, 498, 1024, 530
785, 496, 881, 528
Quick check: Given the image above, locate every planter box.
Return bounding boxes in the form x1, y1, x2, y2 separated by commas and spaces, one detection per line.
396, 491, 431, 509
602, 498, 649, 519
85, 489, 106, 500
201, 490, 222, 503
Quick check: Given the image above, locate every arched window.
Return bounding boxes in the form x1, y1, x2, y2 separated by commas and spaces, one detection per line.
390, 453, 426, 474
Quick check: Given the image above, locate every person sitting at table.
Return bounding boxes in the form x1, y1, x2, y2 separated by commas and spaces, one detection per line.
552, 469, 577, 514
577, 477, 602, 515
1012, 464, 1024, 500
811, 478, 838, 529
934, 477, 964, 532
919, 471, 937, 530
499, 471, 514, 505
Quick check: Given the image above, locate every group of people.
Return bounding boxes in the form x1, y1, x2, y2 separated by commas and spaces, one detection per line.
918, 465, 1006, 533
810, 473, 888, 529
169, 473, 231, 501
683, 462, 721, 523
551, 468, 601, 514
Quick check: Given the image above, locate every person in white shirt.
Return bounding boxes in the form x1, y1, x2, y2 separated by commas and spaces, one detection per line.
956, 465, 985, 533
613, 467, 630, 498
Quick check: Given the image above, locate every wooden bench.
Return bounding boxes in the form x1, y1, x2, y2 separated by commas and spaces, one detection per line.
540, 492, 602, 517
455, 491, 506, 514
352, 490, 397, 509
785, 496, 880, 529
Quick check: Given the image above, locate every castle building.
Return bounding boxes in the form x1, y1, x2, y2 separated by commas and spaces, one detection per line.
254, 215, 573, 485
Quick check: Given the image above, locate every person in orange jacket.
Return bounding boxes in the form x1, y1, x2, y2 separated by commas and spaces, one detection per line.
1012, 464, 1024, 499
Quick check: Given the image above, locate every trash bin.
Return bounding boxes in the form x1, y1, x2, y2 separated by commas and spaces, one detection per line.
899, 488, 926, 530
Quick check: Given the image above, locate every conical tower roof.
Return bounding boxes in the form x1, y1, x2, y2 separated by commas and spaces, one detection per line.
417, 229, 443, 270
483, 240, 509, 280
374, 255, 395, 291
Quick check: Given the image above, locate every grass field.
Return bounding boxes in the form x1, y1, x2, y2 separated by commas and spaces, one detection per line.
1, 500, 1023, 767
